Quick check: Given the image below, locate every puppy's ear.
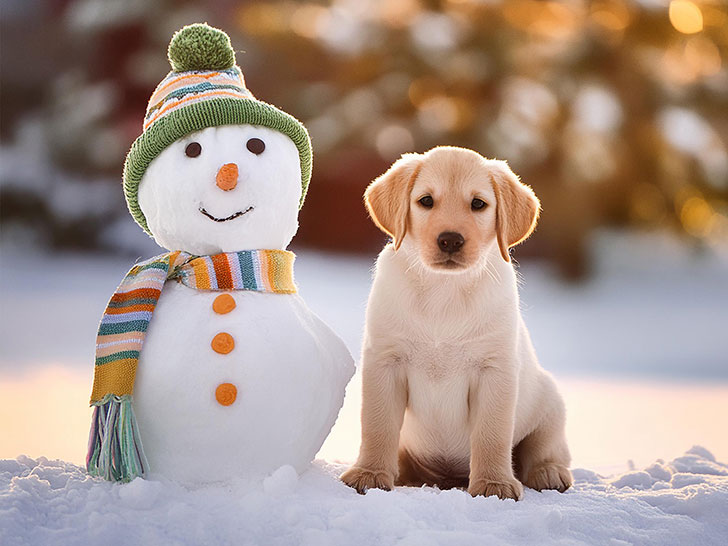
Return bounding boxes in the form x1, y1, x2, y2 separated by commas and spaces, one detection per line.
489, 163, 540, 262
364, 153, 422, 250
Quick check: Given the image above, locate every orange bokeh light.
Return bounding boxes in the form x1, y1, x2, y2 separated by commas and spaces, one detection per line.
669, 0, 704, 34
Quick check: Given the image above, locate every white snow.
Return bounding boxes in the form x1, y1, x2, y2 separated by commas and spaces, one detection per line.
1, 447, 726, 546
1, 229, 727, 543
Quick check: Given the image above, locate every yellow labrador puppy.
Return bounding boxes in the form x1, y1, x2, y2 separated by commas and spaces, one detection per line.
341, 146, 572, 500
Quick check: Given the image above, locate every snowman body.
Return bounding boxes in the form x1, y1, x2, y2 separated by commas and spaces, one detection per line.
130, 123, 354, 483
133, 283, 352, 483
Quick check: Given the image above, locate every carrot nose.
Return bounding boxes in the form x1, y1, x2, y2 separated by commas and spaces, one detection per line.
216, 163, 238, 191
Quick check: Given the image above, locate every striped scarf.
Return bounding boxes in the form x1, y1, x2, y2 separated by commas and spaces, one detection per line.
87, 249, 296, 482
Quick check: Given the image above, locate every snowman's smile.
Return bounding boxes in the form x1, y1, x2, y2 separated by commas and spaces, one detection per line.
199, 206, 254, 222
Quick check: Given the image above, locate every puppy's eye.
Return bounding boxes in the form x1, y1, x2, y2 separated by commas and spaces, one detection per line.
246, 138, 265, 155
471, 198, 487, 211
185, 142, 202, 158
418, 196, 434, 208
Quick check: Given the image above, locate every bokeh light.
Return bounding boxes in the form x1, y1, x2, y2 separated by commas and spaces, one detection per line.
0, 0, 726, 277
669, 0, 704, 34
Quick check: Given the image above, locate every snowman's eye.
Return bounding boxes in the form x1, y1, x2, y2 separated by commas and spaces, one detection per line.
246, 138, 265, 155
185, 142, 202, 158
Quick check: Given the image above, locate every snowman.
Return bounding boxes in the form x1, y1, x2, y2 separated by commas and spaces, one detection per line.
86, 23, 354, 484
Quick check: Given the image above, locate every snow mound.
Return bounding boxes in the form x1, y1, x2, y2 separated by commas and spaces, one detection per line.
1, 448, 727, 546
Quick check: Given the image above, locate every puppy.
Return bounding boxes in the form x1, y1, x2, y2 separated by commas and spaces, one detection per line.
341, 146, 572, 500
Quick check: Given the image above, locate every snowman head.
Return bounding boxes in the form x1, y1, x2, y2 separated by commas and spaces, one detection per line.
122, 23, 312, 253
138, 125, 301, 253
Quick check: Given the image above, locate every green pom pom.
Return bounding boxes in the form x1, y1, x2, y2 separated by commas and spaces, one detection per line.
167, 23, 236, 73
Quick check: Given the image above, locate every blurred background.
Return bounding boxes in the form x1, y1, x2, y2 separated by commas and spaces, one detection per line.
1, 0, 727, 473
2, 0, 727, 276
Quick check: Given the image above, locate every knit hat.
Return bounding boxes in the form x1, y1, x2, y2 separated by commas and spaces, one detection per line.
123, 23, 313, 235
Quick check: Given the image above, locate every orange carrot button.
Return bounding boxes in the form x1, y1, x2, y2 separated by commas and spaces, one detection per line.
211, 332, 235, 354
215, 383, 237, 406
212, 293, 236, 314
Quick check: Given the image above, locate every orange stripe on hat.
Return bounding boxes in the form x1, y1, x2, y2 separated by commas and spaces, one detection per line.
144, 89, 251, 129
147, 71, 246, 112
151, 71, 229, 101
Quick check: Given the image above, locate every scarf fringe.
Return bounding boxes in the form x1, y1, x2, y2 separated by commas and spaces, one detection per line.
87, 394, 148, 482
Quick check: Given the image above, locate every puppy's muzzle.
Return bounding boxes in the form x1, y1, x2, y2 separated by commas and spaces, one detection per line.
437, 232, 465, 254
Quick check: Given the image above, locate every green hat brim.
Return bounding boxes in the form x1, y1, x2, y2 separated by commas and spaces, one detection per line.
123, 97, 313, 235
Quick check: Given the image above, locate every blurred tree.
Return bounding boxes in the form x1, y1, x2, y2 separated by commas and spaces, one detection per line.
1, 0, 726, 279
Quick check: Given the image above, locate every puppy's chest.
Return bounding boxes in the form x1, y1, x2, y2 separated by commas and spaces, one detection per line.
395, 292, 507, 350
404, 341, 492, 380
400, 343, 476, 463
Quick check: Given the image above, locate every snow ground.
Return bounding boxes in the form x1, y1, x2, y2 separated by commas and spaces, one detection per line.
1, 230, 727, 544
1, 447, 727, 546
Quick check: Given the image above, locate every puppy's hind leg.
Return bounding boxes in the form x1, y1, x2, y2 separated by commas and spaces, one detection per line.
514, 399, 573, 493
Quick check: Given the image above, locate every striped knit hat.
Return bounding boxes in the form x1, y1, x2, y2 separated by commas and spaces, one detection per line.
123, 23, 313, 235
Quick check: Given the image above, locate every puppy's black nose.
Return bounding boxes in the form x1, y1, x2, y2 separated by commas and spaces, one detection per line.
437, 232, 465, 254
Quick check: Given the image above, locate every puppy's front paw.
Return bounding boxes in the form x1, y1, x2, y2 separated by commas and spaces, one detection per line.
469, 476, 524, 501
524, 463, 572, 492
341, 466, 394, 494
